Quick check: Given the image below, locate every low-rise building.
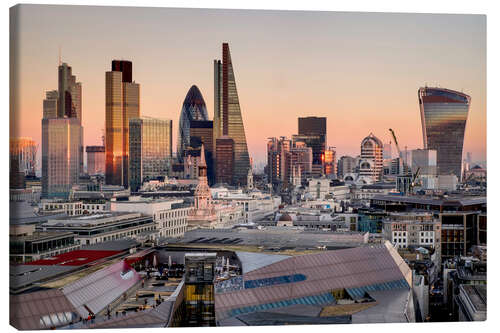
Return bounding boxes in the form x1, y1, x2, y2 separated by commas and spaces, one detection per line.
9, 224, 79, 263
110, 197, 190, 238
38, 212, 155, 245
41, 199, 107, 216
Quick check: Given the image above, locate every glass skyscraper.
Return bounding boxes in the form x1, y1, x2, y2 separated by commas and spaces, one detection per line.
214, 43, 251, 186
129, 117, 172, 192
177, 85, 209, 161
105, 60, 140, 188
42, 118, 81, 198
418, 87, 470, 179
41, 62, 83, 198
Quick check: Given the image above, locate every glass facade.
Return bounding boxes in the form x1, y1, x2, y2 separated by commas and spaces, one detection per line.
419, 87, 470, 179
41, 118, 81, 198
177, 85, 209, 161
105, 62, 140, 188
214, 43, 251, 185
129, 117, 172, 192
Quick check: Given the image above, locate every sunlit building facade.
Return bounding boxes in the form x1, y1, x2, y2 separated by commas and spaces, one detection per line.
41, 118, 81, 198
214, 43, 251, 185
10, 137, 37, 177
359, 133, 384, 182
105, 60, 140, 187
418, 87, 470, 179
177, 85, 209, 161
86, 146, 105, 175
42, 90, 58, 119
129, 117, 172, 192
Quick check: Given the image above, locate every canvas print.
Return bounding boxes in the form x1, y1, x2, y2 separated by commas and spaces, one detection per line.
9, 4, 486, 329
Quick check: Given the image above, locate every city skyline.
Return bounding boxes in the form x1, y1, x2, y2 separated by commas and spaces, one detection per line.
10, 5, 486, 167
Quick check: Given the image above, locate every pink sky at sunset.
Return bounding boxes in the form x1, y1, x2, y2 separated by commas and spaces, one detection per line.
10, 5, 486, 169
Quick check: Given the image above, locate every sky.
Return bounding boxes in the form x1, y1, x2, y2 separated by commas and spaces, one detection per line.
10, 4, 486, 168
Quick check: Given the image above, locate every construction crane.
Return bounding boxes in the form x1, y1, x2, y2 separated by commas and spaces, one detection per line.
389, 128, 409, 175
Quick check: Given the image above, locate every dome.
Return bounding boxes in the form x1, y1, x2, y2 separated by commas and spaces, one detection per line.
278, 213, 293, 222
361, 133, 383, 148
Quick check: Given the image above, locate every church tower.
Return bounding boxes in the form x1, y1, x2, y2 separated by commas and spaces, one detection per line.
194, 144, 212, 210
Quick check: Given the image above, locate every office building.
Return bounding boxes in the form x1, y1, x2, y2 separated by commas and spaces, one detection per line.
324, 146, 336, 176
39, 212, 155, 245
418, 87, 470, 179
190, 120, 214, 184
215, 136, 234, 185
129, 117, 172, 192
337, 155, 357, 180
359, 133, 383, 182
41, 117, 82, 198
42, 90, 58, 119
297, 116, 326, 171
214, 43, 251, 185
58, 63, 83, 175
10, 137, 37, 178
105, 60, 140, 187
86, 146, 105, 175
111, 197, 189, 238
177, 85, 209, 161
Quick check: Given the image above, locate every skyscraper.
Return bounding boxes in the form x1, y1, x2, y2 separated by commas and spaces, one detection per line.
214, 43, 251, 185
418, 87, 471, 179
128, 117, 172, 192
57, 62, 83, 175
190, 120, 214, 184
297, 117, 327, 169
86, 146, 105, 175
41, 118, 81, 198
41, 61, 83, 198
359, 133, 383, 182
105, 60, 140, 187
215, 136, 234, 185
42, 90, 58, 119
177, 85, 209, 161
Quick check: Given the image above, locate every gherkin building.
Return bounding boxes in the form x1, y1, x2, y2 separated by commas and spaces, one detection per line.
177, 85, 209, 161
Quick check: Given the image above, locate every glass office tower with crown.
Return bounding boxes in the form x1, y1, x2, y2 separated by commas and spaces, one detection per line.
213, 43, 251, 186
105, 60, 140, 188
418, 87, 470, 179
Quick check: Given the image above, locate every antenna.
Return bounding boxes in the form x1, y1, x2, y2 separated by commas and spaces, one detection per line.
58, 46, 62, 66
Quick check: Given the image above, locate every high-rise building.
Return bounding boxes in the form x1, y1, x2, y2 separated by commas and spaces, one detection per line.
10, 137, 37, 177
411, 149, 437, 176
297, 117, 327, 168
128, 117, 172, 192
56, 63, 83, 175
177, 85, 209, 161
214, 43, 251, 185
58, 63, 81, 120
190, 120, 214, 184
41, 62, 83, 198
86, 146, 105, 175
215, 136, 234, 185
105, 60, 140, 187
337, 155, 356, 180
41, 118, 81, 198
292, 134, 324, 177
359, 133, 383, 182
324, 147, 337, 176
267, 137, 291, 185
42, 90, 58, 119
418, 87, 471, 179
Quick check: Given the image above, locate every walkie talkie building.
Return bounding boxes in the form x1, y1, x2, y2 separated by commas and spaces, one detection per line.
418, 87, 470, 179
